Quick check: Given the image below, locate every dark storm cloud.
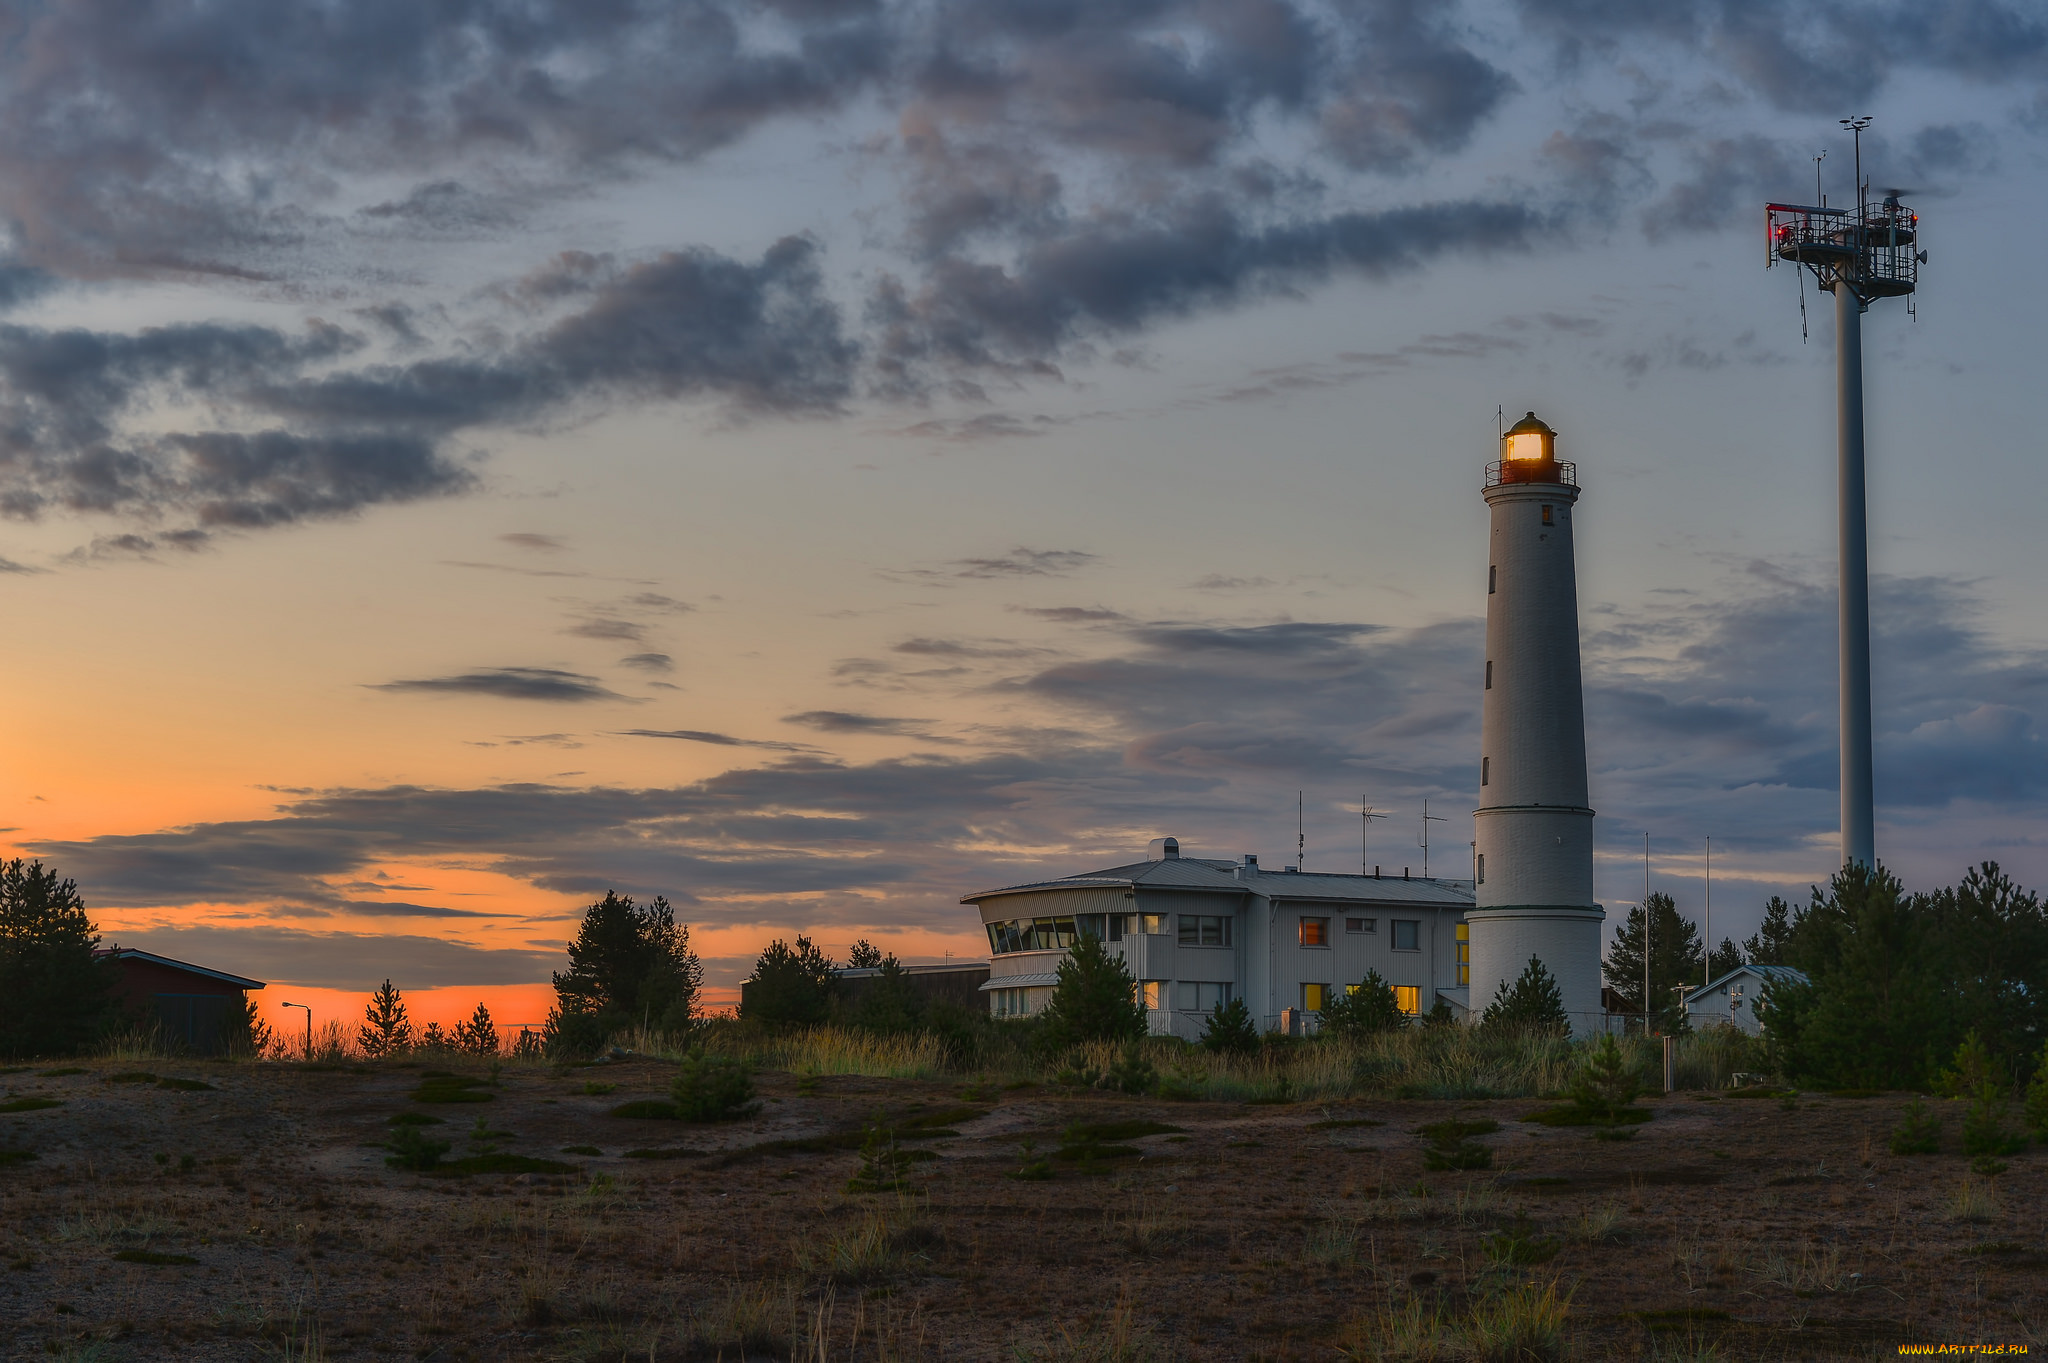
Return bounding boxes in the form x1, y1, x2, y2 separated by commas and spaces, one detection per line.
371, 667, 631, 703
783, 710, 929, 735
618, 729, 814, 752
1512, 0, 2048, 111
104, 925, 560, 991
334, 899, 516, 920
0, 238, 852, 532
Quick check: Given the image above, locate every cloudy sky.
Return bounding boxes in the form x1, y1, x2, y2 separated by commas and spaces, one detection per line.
2, 0, 2044, 1026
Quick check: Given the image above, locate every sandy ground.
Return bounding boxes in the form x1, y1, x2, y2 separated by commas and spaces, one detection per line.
1, 1057, 2043, 1360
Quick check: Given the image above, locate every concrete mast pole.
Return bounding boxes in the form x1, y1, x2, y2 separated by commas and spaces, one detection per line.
1834, 282, 1876, 869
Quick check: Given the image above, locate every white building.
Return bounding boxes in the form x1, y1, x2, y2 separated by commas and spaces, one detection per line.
1681, 963, 1809, 1035
1469, 412, 1606, 1037
965, 837, 1473, 1038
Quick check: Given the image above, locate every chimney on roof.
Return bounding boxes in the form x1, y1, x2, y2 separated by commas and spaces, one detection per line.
1148, 836, 1180, 861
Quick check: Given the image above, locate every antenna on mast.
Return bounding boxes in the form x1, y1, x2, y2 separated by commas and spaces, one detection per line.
1420, 800, 1448, 878
1298, 791, 1305, 872
1765, 117, 1919, 872
1361, 799, 1388, 876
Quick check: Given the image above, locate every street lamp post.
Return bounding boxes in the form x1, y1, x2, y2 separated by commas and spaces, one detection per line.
280, 1001, 311, 1061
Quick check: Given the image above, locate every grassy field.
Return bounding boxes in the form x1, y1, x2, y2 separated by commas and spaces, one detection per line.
0, 1041, 2042, 1361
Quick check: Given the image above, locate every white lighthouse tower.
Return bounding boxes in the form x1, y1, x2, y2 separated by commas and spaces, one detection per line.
1469, 413, 1604, 1035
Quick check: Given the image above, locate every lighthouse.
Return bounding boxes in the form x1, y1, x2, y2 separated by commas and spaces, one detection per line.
1469, 413, 1604, 1035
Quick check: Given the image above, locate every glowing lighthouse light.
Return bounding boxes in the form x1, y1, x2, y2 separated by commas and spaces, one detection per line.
1502, 412, 1554, 462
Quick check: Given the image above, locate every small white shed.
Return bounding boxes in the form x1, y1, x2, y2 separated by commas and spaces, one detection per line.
1681, 963, 1809, 1035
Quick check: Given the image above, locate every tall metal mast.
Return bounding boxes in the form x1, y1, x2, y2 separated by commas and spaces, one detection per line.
1766, 117, 1923, 869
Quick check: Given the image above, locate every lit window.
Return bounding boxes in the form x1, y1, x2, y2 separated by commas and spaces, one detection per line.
1299, 917, 1331, 947
1392, 920, 1420, 951
1541, 504, 1553, 526
1303, 983, 1331, 1012
1456, 923, 1470, 986
1345, 917, 1376, 935
1173, 981, 1232, 1012
1140, 914, 1168, 935
1394, 986, 1421, 1015
1139, 980, 1164, 1009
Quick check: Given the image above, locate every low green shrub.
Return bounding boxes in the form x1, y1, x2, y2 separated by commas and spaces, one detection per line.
622, 1146, 708, 1160
1481, 1216, 1561, 1266
386, 1112, 444, 1126
156, 1077, 213, 1092
0, 1150, 37, 1167
106, 1072, 156, 1084
1521, 1105, 1653, 1128
1419, 1117, 1497, 1171
37, 1068, 88, 1078
671, 1050, 760, 1122
384, 1125, 452, 1172
0, 1098, 61, 1113
610, 1099, 680, 1119
431, 1154, 579, 1177
561, 1144, 602, 1156
1062, 1119, 1184, 1142
1199, 998, 1259, 1055
411, 1073, 491, 1104
1962, 1089, 2026, 1158
1102, 1043, 1158, 1096
2024, 1041, 2048, 1140
112, 1249, 198, 1266
846, 1122, 919, 1193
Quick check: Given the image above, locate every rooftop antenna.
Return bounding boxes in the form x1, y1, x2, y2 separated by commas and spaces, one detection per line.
1419, 799, 1447, 878
1767, 116, 1921, 871
1361, 799, 1388, 876
1298, 791, 1305, 872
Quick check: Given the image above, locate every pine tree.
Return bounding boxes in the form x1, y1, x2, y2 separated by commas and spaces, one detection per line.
1317, 969, 1407, 1039
1601, 892, 1703, 1030
1037, 932, 1147, 1051
846, 939, 883, 969
1199, 997, 1259, 1055
1481, 956, 1568, 1037
419, 1021, 450, 1052
357, 980, 413, 1058
741, 936, 837, 1027
224, 992, 276, 1058
453, 1003, 498, 1057
551, 891, 703, 1039
852, 954, 924, 1034
0, 859, 119, 1059
1742, 897, 1797, 965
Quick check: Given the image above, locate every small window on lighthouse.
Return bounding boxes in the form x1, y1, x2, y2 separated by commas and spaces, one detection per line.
1488, 564, 1496, 594
1541, 504, 1553, 525
1485, 660, 1493, 689
1476, 855, 1485, 885
1481, 756, 1490, 786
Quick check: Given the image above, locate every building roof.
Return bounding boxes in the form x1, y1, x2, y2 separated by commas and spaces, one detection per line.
834, 963, 989, 979
98, 947, 266, 991
979, 973, 1062, 991
964, 855, 1475, 908
1683, 963, 1809, 1001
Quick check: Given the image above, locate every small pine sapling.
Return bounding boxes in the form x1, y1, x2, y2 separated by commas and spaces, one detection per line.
385, 1124, 451, 1172
1103, 1043, 1158, 1096
2026, 1040, 2048, 1142
1567, 1033, 1641, 1123
1199, 997, 1259, 1055
356, 980, 413, 1058
847, 1120, 913, 1193
1889, 1098, 1941, 1156
669, 1050, 759, 1122
1317, 969, 1407, 1039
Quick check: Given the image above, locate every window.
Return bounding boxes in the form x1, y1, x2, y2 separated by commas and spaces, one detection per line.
1481, 756, 1489, 786
1456, 922, 1470, 986
1302, 983, 1331, 1012
1107, 914, 1126, 942
991, 987, 1033, 1017
1076, 914, 1106, 941
1139, 980, 1165, 1009
1488, 564, 1496, 594
1345, 917, 1376, 935
1178, 914, 1232, 947
1394, 985, 1421, 1015
1485, 660, 1493, 689
1392, 920, 1420, 951
1541, 504, 1553, 525
1173, 981, 1232, 1012
1476, 854, 1486, 886
1298, 916, 1331, 947
1140, 913, 1168, 935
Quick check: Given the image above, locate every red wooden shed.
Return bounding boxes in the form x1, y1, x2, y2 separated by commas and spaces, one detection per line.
99, 947, 266, 1054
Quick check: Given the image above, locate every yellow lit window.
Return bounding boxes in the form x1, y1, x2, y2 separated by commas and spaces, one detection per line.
1394, 985, 1421, 1015
1456, 923, 1470, 986
1299, 916, 1330, 947
1302, 983, 1330, 1012
1139, 980, 1164, 1009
